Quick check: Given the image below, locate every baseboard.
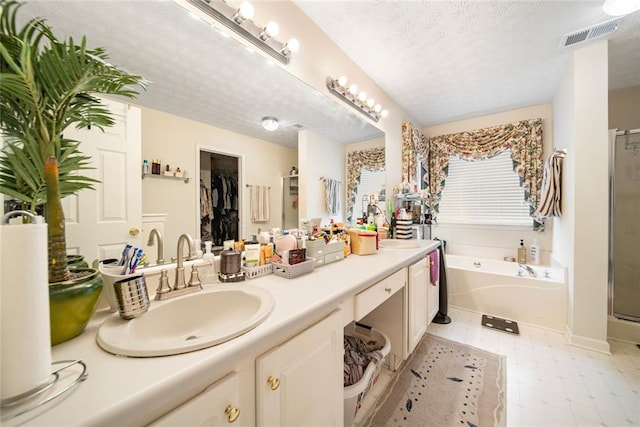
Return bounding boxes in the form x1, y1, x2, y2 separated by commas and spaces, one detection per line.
607, 316, 640, 344
564, 325, 611, 355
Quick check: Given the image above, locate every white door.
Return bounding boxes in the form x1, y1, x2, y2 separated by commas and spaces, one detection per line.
256, 310, 343, 427
408, 256, 428, 355
63, 98, 142, 265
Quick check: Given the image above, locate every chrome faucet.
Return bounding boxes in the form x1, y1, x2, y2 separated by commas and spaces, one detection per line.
146, 228, 164, 265
518, 263, 537, 277
154, 233, 202, 301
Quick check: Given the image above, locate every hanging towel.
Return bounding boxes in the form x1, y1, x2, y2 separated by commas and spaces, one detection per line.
535, 152, 564, 219
429, 250, 439, 285
250, 185, 270, 222
324, 178, 340, 215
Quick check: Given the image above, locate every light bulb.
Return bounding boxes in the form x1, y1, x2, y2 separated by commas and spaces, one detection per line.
260, 21, 279, 40
381, 109, 389, 118
603, 0, 640, 15
366, 98, 375, 108
357, 91, 367, 102
337, 76, 348, 87
374, 104, 382, 113
286, 38, 299, 53
233, 1, 254, 23
348, 84, 358, 95
262, 116, 279, 131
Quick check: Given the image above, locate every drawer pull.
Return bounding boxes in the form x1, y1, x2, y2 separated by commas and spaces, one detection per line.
384, 287, 392, 293
225, 405, 240, 423
267, 376, 280, 390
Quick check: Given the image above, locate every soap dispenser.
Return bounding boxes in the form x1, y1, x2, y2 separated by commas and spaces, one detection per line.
517, 239, 527, 264
200, 241, 218, 284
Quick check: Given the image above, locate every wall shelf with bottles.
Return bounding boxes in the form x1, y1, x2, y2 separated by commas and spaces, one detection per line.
142, 173, 189, 184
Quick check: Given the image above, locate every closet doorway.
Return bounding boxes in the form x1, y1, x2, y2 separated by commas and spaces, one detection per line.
199, 149, 242, 246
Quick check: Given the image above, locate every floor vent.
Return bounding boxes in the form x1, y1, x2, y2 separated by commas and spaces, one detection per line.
559, 17, 621, 49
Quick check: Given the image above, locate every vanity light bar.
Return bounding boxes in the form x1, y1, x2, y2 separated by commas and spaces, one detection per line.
183, 0, 298, 65
326, 76, 388, 123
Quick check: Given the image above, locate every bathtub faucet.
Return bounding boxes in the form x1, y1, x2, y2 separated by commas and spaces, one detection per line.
518, 263, 537, 277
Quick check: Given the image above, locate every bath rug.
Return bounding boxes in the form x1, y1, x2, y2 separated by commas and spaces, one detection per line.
481, 314, 520, 335
362, 334, 506, 427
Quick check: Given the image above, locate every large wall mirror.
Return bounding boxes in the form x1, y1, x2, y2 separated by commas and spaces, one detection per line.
21, 1, 383, 260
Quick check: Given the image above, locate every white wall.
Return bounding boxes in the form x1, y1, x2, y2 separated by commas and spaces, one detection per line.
422, 103, 555, 262
141, 107, 297, 260
298, 129, 345, 226
221, 1, 419, 199
553, 40, 610, 354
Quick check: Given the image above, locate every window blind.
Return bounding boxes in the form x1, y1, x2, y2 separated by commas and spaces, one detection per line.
352, 168, 385, 219
437, 150, 531, 226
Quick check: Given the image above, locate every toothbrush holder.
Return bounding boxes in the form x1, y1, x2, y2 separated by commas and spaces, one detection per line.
113, 275, 150, 319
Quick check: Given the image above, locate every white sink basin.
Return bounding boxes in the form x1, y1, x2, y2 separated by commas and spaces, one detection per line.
379, 239, 424, 249
97, 285, 274, 357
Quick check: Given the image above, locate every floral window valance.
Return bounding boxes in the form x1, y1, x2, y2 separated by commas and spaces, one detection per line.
346, 146, 385, 221
401, 122, 427, 185
422, 118, 544, 230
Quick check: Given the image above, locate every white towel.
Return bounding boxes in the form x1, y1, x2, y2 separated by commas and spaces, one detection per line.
324, 178, 340, 215
535, 152, 563, 218
250, 185, 270, 222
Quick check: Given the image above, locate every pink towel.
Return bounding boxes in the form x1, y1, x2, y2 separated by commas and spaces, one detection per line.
429, 251, 439, 285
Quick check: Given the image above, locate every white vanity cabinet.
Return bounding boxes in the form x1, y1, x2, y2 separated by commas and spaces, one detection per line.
407, 256, 429, 355
256, 310, 344, 427
151, 371, 245, 426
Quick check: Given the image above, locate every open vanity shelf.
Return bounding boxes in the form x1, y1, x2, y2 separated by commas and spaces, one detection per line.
142, 173, 189, 184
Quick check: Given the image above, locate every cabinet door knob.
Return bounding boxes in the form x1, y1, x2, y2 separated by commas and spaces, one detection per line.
129, 227, 140, 236
384, 287, 392, 293
225, 405, 240, 423
267, 376, 280, 390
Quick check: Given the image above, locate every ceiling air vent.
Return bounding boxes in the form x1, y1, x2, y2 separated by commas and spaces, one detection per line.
559, 17, 621, 49
285, 123, 305, 130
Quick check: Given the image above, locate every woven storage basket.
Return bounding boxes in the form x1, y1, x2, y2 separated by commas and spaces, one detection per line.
242, 263, 273, 280
272, 258, 315, 279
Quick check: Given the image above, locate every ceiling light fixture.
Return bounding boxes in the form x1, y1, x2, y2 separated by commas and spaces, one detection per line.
261, 116, 279, 131
180, 0, 298, 65
603, 0, 640, 15
326, 76, 387, 122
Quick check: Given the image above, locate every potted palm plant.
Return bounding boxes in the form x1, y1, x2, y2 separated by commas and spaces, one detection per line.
0, 0, 145, 344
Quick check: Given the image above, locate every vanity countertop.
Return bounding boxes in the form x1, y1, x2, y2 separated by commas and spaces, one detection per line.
13, 240, 439, 426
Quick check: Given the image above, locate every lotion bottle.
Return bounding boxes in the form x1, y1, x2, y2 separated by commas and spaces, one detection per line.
200, 241, 217, 284
517, 239, 527, 264
530, 238, 540, 265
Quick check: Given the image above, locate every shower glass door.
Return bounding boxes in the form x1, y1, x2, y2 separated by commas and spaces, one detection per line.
611, 130, 640, 322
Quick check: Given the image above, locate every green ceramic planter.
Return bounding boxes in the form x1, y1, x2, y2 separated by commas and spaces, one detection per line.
67, 254, 89, 269
49, 268, 103, 346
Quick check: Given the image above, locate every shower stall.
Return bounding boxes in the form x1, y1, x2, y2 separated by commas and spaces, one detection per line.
609, 129, 640, 322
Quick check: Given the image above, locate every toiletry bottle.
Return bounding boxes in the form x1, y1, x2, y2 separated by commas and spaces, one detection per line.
201, 241, 218, 284
143, 159, 149, 174
517, 239, 527, 264
530, 238, 540, 265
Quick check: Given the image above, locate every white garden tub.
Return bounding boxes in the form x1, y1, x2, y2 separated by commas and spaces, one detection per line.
446, 254, 567, 331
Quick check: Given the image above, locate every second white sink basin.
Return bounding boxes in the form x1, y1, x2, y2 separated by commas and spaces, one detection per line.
97, 285, 274, 357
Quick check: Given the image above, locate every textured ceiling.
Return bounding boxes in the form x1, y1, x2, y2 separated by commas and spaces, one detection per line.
19, 1, 640, 146
296, 0, 640, 127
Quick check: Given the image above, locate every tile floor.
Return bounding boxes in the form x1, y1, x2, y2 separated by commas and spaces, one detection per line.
355, 307, 640, 427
